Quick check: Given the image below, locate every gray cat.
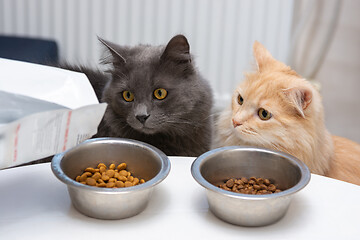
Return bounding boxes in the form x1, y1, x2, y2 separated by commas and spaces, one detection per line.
65, 35, 213, 157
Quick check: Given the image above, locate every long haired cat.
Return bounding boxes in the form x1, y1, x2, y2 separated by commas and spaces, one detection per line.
63, 35, 213, 157
214, 41, 360, 185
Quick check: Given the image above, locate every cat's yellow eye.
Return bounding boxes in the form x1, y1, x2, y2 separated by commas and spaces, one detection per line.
258, 108, 272, 120
238, 94, 244, 105
154, 88, 167, 100
122, 90, 134, 102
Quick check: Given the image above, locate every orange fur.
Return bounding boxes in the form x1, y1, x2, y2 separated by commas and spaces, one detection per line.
214, 41, 360, 185
327, 136, 360, 185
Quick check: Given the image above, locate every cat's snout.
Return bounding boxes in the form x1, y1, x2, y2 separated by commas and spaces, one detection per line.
232, 119, 242, 128
136, 114, 150, 124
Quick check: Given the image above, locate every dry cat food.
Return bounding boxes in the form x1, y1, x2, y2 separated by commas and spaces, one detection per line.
75, 162, 145, 188
218, 177, 282, 195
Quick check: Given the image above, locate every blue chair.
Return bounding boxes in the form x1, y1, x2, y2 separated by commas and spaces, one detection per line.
0, 35, 59, 65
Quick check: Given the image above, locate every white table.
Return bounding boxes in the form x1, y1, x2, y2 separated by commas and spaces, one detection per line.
0, 157, 359, 240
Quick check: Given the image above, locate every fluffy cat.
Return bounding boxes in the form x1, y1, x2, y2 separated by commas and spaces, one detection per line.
63, 35, 213, 157
214, 41, 360, 185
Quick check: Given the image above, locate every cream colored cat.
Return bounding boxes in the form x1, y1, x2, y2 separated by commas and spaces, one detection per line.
214, 41, 360, 186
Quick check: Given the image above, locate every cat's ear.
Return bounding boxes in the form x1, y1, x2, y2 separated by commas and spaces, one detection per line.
98, 36, 127, 65
253, 41, 276, 71
161, 35, 191, 62
283, 86, 313, 118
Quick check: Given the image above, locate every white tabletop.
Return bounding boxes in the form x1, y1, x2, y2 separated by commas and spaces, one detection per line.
0, 157, 359, 240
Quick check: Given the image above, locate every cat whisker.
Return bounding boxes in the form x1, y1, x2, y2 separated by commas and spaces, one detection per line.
250, 133, 294, 156
271, 143, 296, 157
240, 127, 258, 136
166, 121, 194, 125
114, 72, 129, 80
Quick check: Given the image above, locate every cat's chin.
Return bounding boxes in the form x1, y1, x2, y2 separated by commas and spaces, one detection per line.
232, 128, 258, 145
133, 126, 159, 135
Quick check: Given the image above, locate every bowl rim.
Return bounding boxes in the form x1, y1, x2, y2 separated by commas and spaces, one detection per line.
191, 146, 311, 200
51, 137, 171, 193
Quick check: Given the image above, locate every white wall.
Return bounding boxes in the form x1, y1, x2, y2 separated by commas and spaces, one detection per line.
3, 0, 357, 143
316, 0, 360, 143
0, 0, 294, 108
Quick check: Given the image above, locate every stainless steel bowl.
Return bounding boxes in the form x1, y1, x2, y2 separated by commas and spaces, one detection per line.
51, 138, 170, 220
191, 146, 310, 227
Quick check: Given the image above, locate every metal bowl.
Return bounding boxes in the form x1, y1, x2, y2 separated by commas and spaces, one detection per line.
51, 137, 170, 220
191, 146, 310, 227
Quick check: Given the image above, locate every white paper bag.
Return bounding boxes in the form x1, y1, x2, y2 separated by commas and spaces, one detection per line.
0, 58, 107, 168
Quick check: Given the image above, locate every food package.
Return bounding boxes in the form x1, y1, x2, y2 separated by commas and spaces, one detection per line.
0, 58, 107, 169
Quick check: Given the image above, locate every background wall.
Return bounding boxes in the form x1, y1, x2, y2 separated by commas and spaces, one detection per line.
316, 0, 360, 143
0, 0, 359, 143
0, 0, 294, 108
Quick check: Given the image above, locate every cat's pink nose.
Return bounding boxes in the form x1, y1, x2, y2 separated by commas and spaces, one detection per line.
232, 119, 242, 128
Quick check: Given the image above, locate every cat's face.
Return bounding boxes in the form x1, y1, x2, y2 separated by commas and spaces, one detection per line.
102, 35, 206, 135
229, 42, 315, 150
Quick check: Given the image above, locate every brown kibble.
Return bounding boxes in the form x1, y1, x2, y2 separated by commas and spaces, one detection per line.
260, 184, 267, 190
127, 176, 134, 182
275, 189, 281, 193
106, 169, 115, 178
106, 182, 115, 188
118, 176, 127, 182
86, 178, 97, 186
109, 178, 117, 183
226, 179, 235, 188
99, 166, 106, 174
235, 179, 244, 185
79, 172, 91, 182
264, 179, 271, 186
124, 181, 133, 187
97, 163, 106, 169
85, 167, 96, 173
119, 170, 128, 177
76, 162, 146, 188
237, 184, 245, 190
97, 182, 106, 187
133, 178, 139, 185
101, 173, 110, 181
117, 163, 127, 171
268, 184, 276, 192
92, 172, 101, 181
115, 181, 125, 188
218, 176, 281, 195
256, 178, 264, 184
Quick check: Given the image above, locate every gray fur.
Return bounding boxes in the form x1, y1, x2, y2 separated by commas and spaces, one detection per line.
65, 35, 213, 157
